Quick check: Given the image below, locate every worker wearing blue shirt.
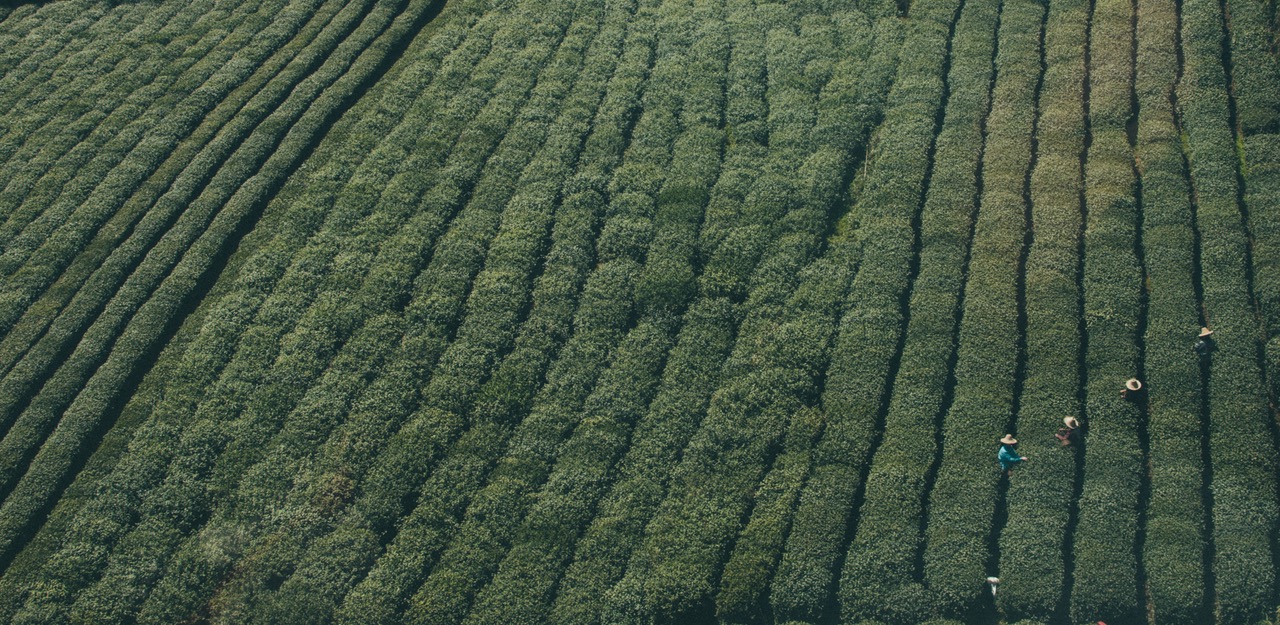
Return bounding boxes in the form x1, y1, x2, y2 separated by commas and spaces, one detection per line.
998, 434, 1027, 476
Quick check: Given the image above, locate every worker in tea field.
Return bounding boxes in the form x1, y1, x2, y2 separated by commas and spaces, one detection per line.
1193, 327, 1215, 357
997, 434, 1027, 476
1054, 416, 1082, 447
1119, 378, 1144, 401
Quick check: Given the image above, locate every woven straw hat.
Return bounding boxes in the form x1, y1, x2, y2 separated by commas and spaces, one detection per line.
1199, 327, 1214, 338
1000, 434, 1017, 445
1125, 378, 1142, 391
1063, 416, 1080, 428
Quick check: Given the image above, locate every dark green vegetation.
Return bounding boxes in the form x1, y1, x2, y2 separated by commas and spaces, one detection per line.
0, 0, 1278, 623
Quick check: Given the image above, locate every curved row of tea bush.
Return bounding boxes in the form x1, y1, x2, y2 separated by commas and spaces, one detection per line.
323, 4, 669, 623
0, 0, 471, 618
1245, 134, 1280, 408
1179, 0, 1280, 620
995, 0, 1087, 618
0, 3, 115, 138
227, 6, 648, 618
2, 0, 1277, 621
277, 3, 655, 612
0, 0, 201, 233
601, 8, 899, 617
763, 14, 911, 625
0, 0, 229, 232
0, 0, 296, 354
403, 4, 730, 623
836, 0, 998, 620
599, 5, 921, 619
1223, 0, 1280, 135
0, 4, 495, 616
921, 0, 1043, 618
98, 3, 611, 623
0, 0, 277, 378
1226, 0, 1280, 476
706, 13, 866, 623
459, 7, 747, 624
0, 0, 418, 573
237, 11, 658, 625
547, 5, 775, 623
80, 15, 600, 622
0, 4, 71, 83
0, 0, 328, 389
1133, 0, 1209, 619
1069, 0, 1145, 618
0, 0, 323, 312
0, 0, 361, 468
0, 0, 317, 384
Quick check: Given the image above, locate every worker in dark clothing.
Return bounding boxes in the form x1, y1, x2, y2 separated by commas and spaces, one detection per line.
998, 434, 1027, 476
1193, 327, 1215, 357
1055, 416, 1082, 447
1120, 378, 1144, 401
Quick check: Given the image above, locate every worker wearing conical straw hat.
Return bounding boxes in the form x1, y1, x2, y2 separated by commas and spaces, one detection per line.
1120, 377, 1144, 401
1194, 327, 1215, 357
1055, 416, 1082, 447
997, 434, 1027, 476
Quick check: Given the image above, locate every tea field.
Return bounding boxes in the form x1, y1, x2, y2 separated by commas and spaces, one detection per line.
0, 0, 1277, 623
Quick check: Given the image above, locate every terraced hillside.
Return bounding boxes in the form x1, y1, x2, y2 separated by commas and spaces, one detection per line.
0, 0, 1277, 623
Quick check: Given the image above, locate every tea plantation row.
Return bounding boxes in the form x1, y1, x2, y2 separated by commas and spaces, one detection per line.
0, 0, 1277, 623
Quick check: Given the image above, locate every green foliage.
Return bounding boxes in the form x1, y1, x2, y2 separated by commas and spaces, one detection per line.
716, 408, 822, 625
0, 0, 328, 350
1244, 134, 1280, 406
0, 3, 114, 143
1133, 0, 1209, 620
836, 0, 996, 622
542, 17, 768, 624
1225, 0, 1280, 133
450, 11, 732, 625
921, 0, 1043, 619
600, 26, 873, 614
329, 6, 661, 625
0, 0, 209, 242
1180, 0, 1280, 621
7, 0, 491, 604
766, 18, 906, 625
2, 0, 1277, 622
996, 0, 1086, 618
0, 0, 336, 441
0, 0, 425, 587
0, 0, 492, 622
189, 5, 645, 625
1066, 0, 1146, 620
